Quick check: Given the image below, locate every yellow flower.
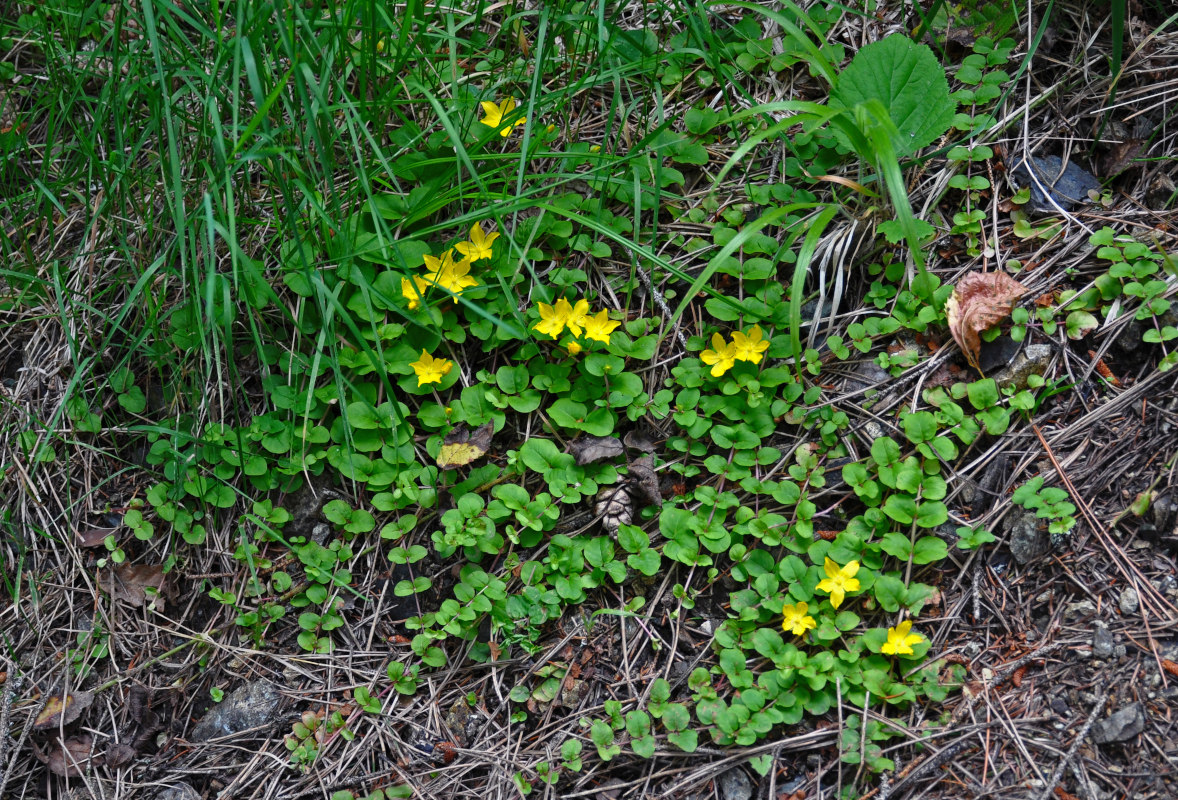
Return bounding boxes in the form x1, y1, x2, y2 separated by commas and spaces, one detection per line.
409, 350, 452, 386
582, 309, 620, 343
566, 340, 583, 356
816, 558, 861, 610
479, 97, 525, 137
401, 276, 430, 310
881, 620, 925, 656
424, 250, 478, 295
534, 297, 590, 339
454, 223, 499, 263
781, 602, 816, 637
731, 325, 769, 363
700, 333, 737, 377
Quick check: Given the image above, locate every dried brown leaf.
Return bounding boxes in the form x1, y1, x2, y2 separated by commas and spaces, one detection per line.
627, 456, 662, 508
33, 689, 94, 729
946, 271, 1028, 370
567, 435, 623, 465
105, 742, 137, 768
436, 422, 493, 469
77, 526, 117, 548
32, 734, 98, 777
622, 429, 656, 453
101, 564, 166, 610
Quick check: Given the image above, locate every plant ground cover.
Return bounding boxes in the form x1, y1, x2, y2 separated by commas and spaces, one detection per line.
2, 1, 1178, 798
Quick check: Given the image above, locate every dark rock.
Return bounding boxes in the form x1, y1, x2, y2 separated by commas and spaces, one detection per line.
1091, 702, 1145, 744
716, 766, 753, 800
1008, 512, 1049, 565
1011, 155, 1101, 213
190, 680, 282, 741
1092, 624, 1115, 659
992, 344, 1053, 393
977, 334, 1023, 376
1049, 695, 1071, 716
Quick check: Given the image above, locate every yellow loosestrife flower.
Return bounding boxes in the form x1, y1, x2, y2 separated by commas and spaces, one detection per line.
700, 332, 737, 377
566, 340, 583, 356
479, 97, 525, 137
534, 297, 590, 338
881, 620, 925, 656
409, 350, 452, 386
781, 602, 817, 637
732, 325, 769, 363
582, 310, 620, 343
816, 558, 861, 609
454, 223, 499, 263
401, 275, 430, 310
424, 250, 478, 294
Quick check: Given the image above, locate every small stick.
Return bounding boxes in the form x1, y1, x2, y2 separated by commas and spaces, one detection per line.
1033, 690, 1107, 800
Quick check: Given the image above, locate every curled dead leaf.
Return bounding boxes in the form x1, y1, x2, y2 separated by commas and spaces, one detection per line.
436, 422, 493, 470
32, 733, 98, 777
946, 271, 1028, 370
33, 689, 94, 730
567, 435, 623, 465
627, 456, 662, 508
100, 564, 167, 610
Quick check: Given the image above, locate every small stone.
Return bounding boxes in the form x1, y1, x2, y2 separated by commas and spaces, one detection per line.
1092, 624, 1115, 659
1065, 600, 1097, 618
154, 786, 200, 800
1091, 702, 1146, 744
1034, 589, 1053, 604
1119, 587, 1140, 616
1008, 512, 1049, 564
189, 680, 282, 741
1049, 695, 1070, 716
993, 344, 1053, 394
1010, 155, 1101, 213
716, 766, 753, 800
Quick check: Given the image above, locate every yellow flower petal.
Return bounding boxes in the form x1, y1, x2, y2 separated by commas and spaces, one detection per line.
583, 310, 620, 344
409, 350, 453, 387
732, 325, 769, 363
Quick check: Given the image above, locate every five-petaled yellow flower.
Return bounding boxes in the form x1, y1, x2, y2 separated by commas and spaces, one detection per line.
732, 326, 769, 363
881, 620, 925, 656
582, 310, 620, 344
534, 297, 590, 338
700, 332, 737, 377
781, 602, 817, 637
480, 97, 525, 137
401, 275, 430, 310
455, 223, 499, 263
409, 350, 453, 386
816, 558, 861, 610
423, 250, 478, 295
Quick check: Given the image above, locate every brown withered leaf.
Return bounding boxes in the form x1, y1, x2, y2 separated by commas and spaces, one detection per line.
622, 429, 656, 453
436, 422, 493, 470
568, 435, 623, 465
77, 525, 117, 548
946, 271, 1028, 370
33, 689, 94, 729
627, 456, 663, 508
33, 734, 99, 777
105, 742, 137, 768
101, 564, 167, 610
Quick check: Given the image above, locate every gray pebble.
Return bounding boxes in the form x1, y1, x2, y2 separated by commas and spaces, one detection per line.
190, 680, 283, 741
1091, 702, 1145, 744
1092, 624, 1115, 659
1119, 587, 1140, 616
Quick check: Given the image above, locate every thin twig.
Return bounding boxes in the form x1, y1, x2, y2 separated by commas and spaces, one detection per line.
1033, 690, 1107, 800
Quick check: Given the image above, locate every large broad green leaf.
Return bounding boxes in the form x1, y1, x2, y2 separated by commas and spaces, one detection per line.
831, 35, 954, 158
